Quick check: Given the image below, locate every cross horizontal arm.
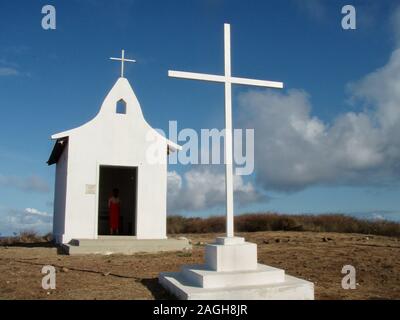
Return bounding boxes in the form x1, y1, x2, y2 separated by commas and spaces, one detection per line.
110, 57, 136, 62
169, 70, 283, 89
169, 70, 225, 83
231, 76, 284, 89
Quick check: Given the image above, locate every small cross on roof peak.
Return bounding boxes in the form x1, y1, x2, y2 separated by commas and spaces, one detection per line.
110, 49, 136, 78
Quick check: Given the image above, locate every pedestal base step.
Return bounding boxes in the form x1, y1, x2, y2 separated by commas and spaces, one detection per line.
181, 264, 285, 289
62, 238, 191, 255
159, 264, 314, 300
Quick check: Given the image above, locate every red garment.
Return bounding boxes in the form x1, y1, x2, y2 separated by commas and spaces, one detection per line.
109, 199, 120, 230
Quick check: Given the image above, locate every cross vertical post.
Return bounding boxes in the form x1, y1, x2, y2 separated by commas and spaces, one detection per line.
224, 24, 234, 238
121, 49, 125, 78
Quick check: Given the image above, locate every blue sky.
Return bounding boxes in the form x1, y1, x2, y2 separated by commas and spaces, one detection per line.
0, 0, 400, 235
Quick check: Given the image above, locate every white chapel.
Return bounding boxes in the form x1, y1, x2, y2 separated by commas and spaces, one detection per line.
48, 52, 181, 246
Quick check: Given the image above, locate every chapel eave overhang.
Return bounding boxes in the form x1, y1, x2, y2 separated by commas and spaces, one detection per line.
47, 137, 68, 166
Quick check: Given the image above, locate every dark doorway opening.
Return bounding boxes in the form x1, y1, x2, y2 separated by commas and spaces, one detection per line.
98, 165, 137, 236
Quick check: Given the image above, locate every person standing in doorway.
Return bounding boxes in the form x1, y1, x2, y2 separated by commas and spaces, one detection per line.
108, 188, 120, 235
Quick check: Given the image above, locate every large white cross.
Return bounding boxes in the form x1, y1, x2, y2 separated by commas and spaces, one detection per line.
169, 23, 284, 238
110, 49, 136, 78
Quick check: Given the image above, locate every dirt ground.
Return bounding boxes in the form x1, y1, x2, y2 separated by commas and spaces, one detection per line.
0, 231, 399, 300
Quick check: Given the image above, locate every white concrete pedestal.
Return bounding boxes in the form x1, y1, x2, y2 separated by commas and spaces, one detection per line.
159, 237, 314, 300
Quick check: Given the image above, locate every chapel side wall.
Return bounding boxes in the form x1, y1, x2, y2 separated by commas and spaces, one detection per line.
52, 145, 68, 244
62, 136, 98, 242
136, 158, 167, 239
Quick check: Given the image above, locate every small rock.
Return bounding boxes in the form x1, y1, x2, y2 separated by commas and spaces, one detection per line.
102, 272, 111, 277
60, 267, 69, 273
196, 241, 206, 246
47, 291, 51, 295
178, 236, 188, 241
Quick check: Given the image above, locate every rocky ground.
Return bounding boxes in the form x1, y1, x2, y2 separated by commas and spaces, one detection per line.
0, 231, 399, 300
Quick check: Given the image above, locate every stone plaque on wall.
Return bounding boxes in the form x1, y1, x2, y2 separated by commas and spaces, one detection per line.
85, 184, 96, 195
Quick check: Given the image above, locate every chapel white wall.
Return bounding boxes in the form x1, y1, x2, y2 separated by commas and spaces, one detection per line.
52, 145, 68, 244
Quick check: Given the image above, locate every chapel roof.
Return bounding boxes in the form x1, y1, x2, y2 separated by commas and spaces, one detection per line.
47, 77, 181, 165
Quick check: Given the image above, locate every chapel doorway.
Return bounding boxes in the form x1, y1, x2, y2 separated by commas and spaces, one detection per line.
98, 165, 137, 236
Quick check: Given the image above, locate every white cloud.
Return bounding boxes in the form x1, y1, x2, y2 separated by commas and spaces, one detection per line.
167, 168, 266, 214
372, 213, 385, 221
237, 48, 400, 192
0, 207, 52, 236
0, 174, 50, 193
25, 208, 52, 217
0, 48, 31, 77
0, 67, 19, 76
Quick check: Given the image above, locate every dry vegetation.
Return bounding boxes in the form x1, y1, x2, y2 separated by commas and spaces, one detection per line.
167, 213, 400, 237
0, 231, 52, 246
2, 214, 398, 247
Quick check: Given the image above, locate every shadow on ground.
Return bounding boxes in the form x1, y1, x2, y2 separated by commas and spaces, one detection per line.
140, 278, 176, 300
